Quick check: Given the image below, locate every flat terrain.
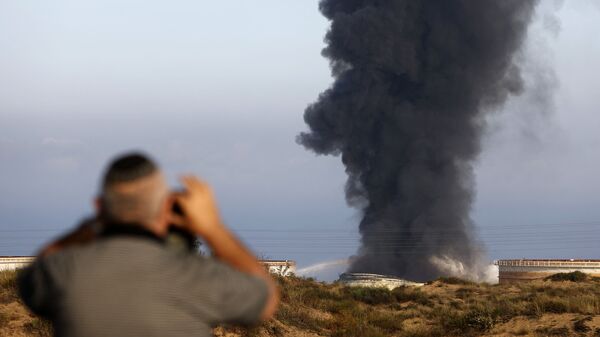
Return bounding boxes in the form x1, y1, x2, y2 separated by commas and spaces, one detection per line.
1, 270, 599, 337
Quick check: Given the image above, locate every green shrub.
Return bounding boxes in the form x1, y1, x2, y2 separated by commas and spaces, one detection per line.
436, 277, 474, 286
23, 318, 53, 337
0, 270, 18, 291
344, 287, 395, 305
454, 287, 473, 300
324, 299, 358, 314
566, 295, 600, 315
542, 299, 569, 313
296, 286, 340, 307
442, 309, 494, 334
275, 305, 326, 332
392, 287, 432, 306
488, 298, 521, 321
329, 310, 388, 337
545, 271, 588, 282
367, 311, 404, 332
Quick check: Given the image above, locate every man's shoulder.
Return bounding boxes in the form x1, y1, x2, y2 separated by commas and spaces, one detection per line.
39, 237, 174, 270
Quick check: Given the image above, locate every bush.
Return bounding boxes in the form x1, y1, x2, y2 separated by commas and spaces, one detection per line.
543, 299, 569, 313
392, 287, 432, 306
329, 309, 388, 337
344, 287, 395, 305
0, 270, 18, 292
454, 287, 474, 300
524, 296, 570, 316
436, 277, 474, 286
488, 298, 521, 322
298, 286, 340, 307
461, 310, 495, 332
23, 318, 53, 337
367, 311, 404, 332
275, 305, 327, 332
545, 271, 588, 282
324, 299, 358, 314
442, 309, 494, 334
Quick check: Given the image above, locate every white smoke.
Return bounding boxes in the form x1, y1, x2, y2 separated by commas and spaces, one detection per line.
296, 259, 350, 281
429, 255, 498, 284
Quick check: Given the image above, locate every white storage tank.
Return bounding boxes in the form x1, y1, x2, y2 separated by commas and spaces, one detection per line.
495, 259, 600, 283
0, 256, 35, 271
338, 273, 424, 290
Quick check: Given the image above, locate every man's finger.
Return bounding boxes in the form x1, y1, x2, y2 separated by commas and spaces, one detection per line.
180, 175, 200, 189
181, 175, 209, 192
168, 213, 187, 227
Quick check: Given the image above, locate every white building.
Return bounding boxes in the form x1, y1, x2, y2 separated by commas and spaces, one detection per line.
1, 256, 297, 277
0, 256, 35, 272
259, 260, 296, 277
495, 259, 600, 283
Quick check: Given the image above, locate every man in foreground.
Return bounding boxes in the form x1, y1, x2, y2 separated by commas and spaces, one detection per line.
18, 153, 279, 337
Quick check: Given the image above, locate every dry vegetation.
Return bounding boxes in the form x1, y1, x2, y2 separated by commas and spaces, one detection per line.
1, 270, 600, 337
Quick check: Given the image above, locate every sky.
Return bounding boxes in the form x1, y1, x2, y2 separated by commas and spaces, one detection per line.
0, 1, 599, 280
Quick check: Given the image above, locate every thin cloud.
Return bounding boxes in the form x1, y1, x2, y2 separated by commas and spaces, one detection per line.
41, 137, 85, 148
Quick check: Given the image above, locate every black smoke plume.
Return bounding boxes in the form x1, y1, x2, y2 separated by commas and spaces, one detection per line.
299, 0, 539, 281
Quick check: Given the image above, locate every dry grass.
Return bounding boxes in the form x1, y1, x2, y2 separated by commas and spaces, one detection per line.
0, 270, 53, 337
2, 270, 600, 337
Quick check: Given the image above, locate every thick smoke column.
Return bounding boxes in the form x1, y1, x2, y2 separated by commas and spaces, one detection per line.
299, 0, 539, 281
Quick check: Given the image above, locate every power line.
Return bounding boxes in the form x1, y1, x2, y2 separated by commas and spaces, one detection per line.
1, 220, 600, 233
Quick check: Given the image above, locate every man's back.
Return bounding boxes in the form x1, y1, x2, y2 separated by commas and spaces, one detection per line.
20, 229, 268, 337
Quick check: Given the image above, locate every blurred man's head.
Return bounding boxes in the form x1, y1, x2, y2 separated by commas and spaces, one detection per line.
98, 153, 170, 234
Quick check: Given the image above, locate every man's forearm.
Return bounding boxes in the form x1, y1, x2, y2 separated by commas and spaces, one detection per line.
200, 223, 280, 319
175, 176, 280, 319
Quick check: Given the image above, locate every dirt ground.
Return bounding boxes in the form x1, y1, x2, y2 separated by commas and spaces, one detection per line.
2, 270, 600, 337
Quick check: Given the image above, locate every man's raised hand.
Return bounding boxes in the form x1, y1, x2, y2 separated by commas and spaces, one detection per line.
174, 176, 224, 238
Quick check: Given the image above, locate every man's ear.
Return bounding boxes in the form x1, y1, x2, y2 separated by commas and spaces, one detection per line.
151, 194, 174, 236
161, 194, 175, 222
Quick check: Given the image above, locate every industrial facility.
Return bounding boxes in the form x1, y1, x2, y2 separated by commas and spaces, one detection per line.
0, 256, 34, 271
338, 273, 424, 290
0, 256, 296, 277
259, 260, 296, 277
495, 259, 600, 283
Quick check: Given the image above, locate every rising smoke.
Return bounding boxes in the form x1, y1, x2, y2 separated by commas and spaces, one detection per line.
299, 1, 540, 281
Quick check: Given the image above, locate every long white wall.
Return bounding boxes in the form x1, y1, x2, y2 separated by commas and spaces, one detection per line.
0, 256, 35, 271
1, 257, 298, 277
499, 266, 600, 274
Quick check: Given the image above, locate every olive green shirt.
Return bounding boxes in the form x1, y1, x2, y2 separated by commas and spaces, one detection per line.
18, 230, 268, 337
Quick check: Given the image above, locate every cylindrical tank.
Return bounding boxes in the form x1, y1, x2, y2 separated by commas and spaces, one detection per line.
495, 259, 600, 283
0, 256, 35, 271
338, 273, 424, 289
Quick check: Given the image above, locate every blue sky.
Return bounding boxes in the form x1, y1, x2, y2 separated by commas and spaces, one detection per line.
0, 1, 599, 278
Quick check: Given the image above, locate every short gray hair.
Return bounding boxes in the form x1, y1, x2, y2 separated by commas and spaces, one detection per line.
101, 153, 168, 225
